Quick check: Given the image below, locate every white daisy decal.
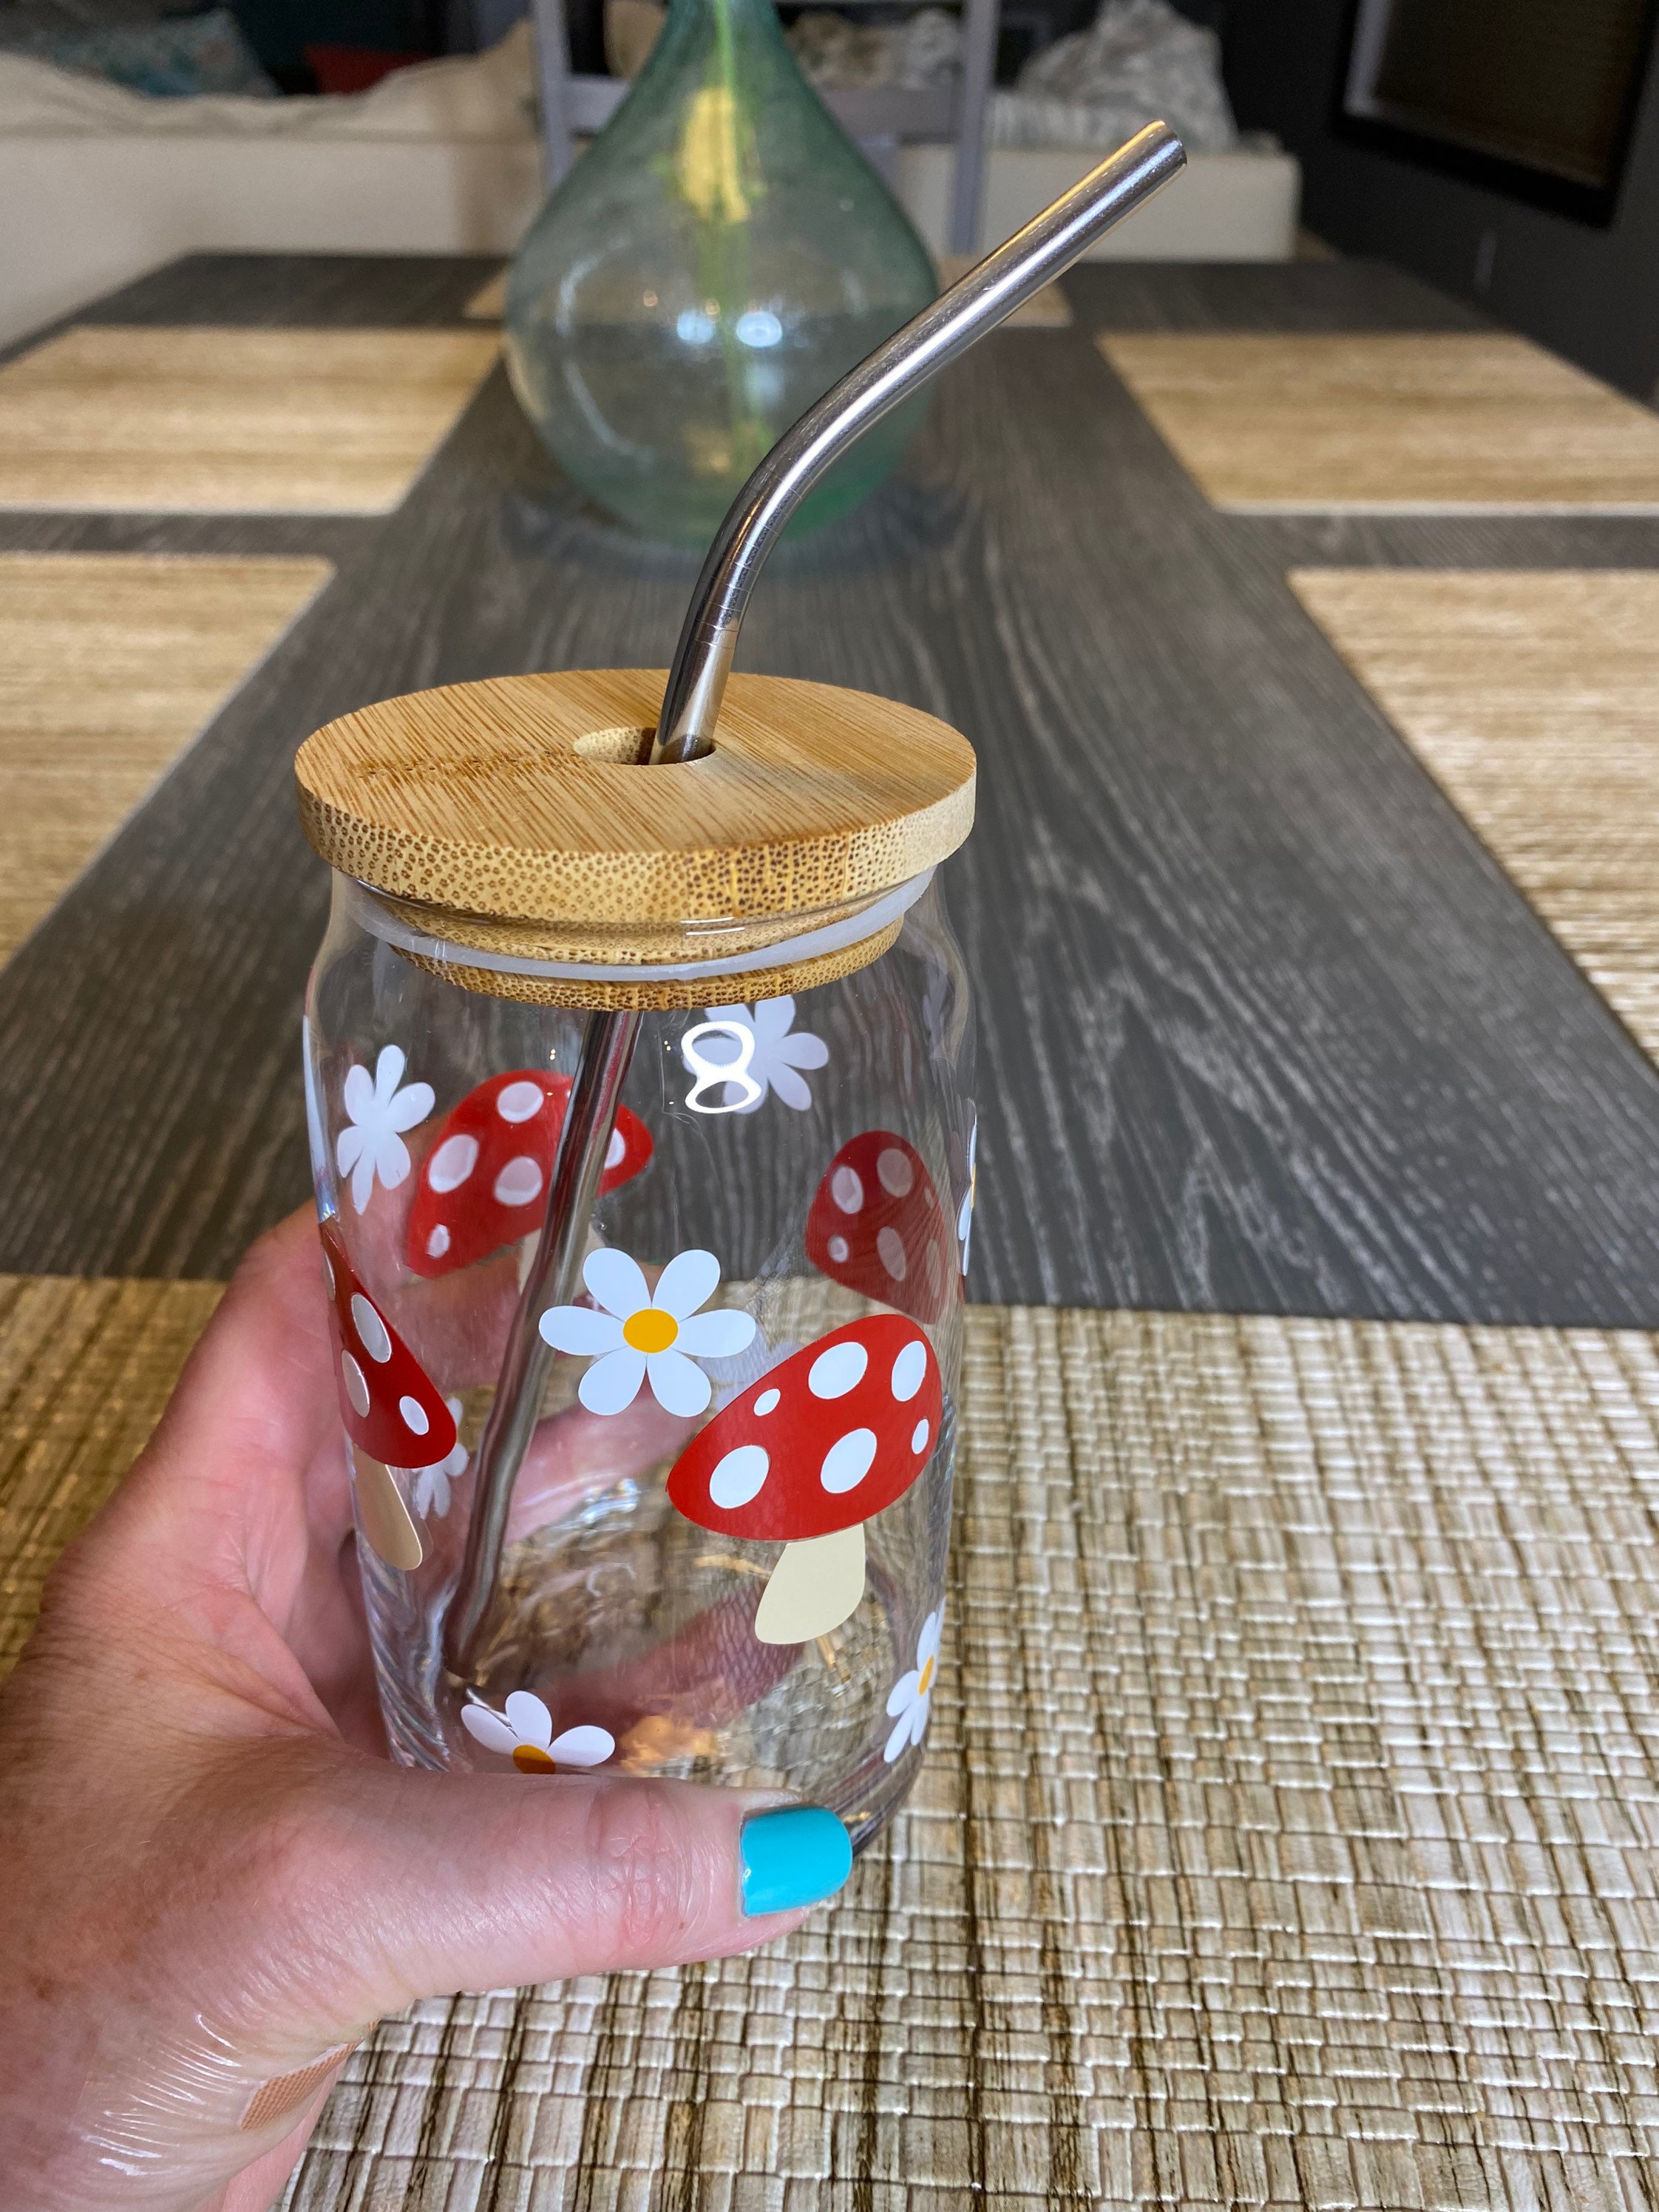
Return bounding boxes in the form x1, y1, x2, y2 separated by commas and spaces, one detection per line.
957, 1115, 977, 1275
539, 1246, 756, 1418
410, 1398, 467, 1519
685, 997, 829, 1113
883, 1607, 943, 1764
461, 1690, 614, 1774
336, 1045, 435, 1216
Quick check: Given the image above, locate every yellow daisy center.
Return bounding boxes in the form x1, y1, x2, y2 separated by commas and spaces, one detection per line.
622, 1306, 679, 1354
917, 1657, 935, 1695
512, 1743, 556, 1772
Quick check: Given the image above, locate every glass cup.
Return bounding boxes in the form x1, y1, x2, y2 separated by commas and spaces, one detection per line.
296, 669, 976, 1848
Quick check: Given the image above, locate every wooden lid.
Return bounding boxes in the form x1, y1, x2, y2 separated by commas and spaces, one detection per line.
295, 668, 976, 929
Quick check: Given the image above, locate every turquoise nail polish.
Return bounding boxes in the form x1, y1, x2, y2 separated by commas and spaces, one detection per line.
741, 1805, 852, 1916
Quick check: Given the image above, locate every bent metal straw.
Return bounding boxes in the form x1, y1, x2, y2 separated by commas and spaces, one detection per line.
441, 120, 1187, 1681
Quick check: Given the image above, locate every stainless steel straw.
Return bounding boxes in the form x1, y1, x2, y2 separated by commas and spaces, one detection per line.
444, 119, 1187, 1680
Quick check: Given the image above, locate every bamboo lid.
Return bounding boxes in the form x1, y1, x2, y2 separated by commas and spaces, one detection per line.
296, 668, 975, 928
296, 668, 975, 1008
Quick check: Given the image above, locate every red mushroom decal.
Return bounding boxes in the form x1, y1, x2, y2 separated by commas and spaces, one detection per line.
665, 1314, 941, 1644
320, 1218, 457, 1473
407, 1070, 651, 1278
804, 1131, 954, 1326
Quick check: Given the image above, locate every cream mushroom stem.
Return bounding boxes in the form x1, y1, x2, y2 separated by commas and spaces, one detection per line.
753, 1522, 867, 1646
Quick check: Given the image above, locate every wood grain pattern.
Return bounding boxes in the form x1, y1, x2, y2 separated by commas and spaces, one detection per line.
1098, 330, 1659, 512
0, 1273, 222, 1672
6, 258, 1659, 1329
401, 914, 905, 1010
1290, 569, 1659, 1066
1068, 256, 1484, 334
284, 1299, 1659, 2211
296, 668, 974, 928
0, 553, 330, 960
0, 326, 500, 515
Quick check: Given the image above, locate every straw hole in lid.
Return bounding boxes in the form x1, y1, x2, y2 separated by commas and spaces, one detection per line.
571, 726, 717, 767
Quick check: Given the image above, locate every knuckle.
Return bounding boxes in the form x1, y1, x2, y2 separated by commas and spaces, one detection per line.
210, 1756, 342, 1921
580, 1783, 699, 1959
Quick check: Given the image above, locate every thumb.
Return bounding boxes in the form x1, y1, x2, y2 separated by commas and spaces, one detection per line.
276, 1754, 852, 2025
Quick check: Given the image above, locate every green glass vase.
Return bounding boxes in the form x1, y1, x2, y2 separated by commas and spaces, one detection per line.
504, 0, 938, 545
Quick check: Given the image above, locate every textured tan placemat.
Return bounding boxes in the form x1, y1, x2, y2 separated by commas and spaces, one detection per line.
466, 269, 509, 320
0, 553, 330, 962
0, 1275, 221, 1670
1099, 330, 1659, 512
1292, 569, 1659, 1065
7, 1288, 1659, 2202
265, 1302, 1659, 2211
0, 327, 500, 513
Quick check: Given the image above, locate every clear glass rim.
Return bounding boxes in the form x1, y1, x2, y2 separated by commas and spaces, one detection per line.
342, 867, 935, 986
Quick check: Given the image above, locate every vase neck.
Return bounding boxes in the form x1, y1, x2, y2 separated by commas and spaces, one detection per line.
659, 0, 792, 47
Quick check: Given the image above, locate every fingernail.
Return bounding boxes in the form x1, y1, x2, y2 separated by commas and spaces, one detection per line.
740, 1805, 852, 1916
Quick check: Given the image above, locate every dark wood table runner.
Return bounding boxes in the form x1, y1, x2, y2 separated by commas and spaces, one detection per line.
4, 254, 1659, 1319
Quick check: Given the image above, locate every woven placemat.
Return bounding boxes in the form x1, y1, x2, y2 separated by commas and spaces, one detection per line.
0, 327, 500, 515
465, 270, 508, 321
287, 1303, 1656, 2210
0, 554, 330, 963
5, 1287, 1658, 2205
1098, 331, 1659, 512
0, 1275, 222, 1669
1292, 569, 1659, 1066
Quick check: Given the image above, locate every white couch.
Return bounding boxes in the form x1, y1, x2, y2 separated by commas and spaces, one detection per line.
0, 27, 1299, 347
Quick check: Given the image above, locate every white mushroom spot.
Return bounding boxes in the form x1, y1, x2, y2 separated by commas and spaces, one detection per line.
496, 1079, 546, 1124
877, 1226, 908, 1280
400, 1394, 430, 1436
320, 1250, 335, 1300
809, 1341, 868, 1400
827, 1235, 850, 1264
351, 1293, 393, 1364
493, 1156, 544, 1207
821, 1428, 878, 1494
427, 1224, 450, 1259
710, 1443, 770, 1509
830, 1164, 864, 1213
755, 1388, 781, 1416
605, 1128, 626, 1170
911, 1417, 931, 1456
342, 1351, 370, 1418
427, 1133, 479, 1192
891, 1340, 928, 1402
877, 1147, 914, 1198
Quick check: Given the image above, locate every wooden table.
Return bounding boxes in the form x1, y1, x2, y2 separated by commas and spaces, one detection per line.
4, 253, 1659, 1323
7, 254, 1659, 2209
